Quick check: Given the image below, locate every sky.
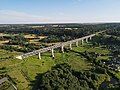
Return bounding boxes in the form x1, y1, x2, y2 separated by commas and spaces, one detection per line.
0, 0, 120, 24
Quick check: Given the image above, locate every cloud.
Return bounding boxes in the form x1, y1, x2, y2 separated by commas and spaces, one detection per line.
1, 9, 120, 24
0, 10, 49, 24
0, 10, 84, 24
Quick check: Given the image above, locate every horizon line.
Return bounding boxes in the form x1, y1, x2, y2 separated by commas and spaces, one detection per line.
0, 22, 120, 25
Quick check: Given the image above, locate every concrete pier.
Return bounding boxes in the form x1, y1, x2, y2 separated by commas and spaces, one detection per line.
69, 43, 72, 50
38, 52, 41, 59
82, 39, 84, 44
86, 38, 88, 43
51, 48, 55, 58
89, 37, 92, 40
76, 41, 79, 47
61, 45, 64, 53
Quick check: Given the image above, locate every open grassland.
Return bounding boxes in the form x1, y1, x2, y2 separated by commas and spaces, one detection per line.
73, 44, 109, 54
0, 49, 21, 61
73, 43, 110, 61
0, 43, 110, 89
8, 69, 29, 90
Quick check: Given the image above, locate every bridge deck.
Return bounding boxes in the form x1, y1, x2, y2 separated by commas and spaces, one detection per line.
16, 31, 105, 59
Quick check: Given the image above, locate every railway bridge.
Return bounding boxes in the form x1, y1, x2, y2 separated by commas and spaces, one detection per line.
16, 31, 105, 60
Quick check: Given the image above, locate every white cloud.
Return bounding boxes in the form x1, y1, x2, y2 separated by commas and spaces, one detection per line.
1, 9, 120, 24
0, 10, 84, 24
0, 10, 49, 24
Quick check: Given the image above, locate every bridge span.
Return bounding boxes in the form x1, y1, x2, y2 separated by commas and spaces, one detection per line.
16, 31, 105, 60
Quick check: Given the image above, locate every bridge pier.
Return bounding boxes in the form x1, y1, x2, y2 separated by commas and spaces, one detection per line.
51, 48, 55, 58
89, 37, 92, 40
70, 43, 72, 50
82, 39, 84, 44
76, 41, 79, 47
38, 52, 41, 59
86, 38, 88, 43
61, 45, 64, 53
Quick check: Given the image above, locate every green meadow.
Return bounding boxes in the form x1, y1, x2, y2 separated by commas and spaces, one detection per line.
0, 43, 110, 89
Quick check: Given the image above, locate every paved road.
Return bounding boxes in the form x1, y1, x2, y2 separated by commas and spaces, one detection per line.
0, 77, 8, 84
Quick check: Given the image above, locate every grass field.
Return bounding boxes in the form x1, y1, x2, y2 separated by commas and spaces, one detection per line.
73, 43, 110, 61
0, 49, 21, 61
0, 43, 110, 89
